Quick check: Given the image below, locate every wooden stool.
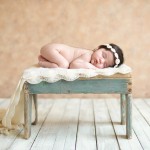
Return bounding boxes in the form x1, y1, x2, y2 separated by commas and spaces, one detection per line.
23, 73, 132, 139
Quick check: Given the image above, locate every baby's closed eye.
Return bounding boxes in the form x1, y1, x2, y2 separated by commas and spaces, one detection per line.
102, 51, 107, 58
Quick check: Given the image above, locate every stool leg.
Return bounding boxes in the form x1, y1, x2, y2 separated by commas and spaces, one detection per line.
24, 92, 32, 139
32, 94, 38, 125
120, 94, 126, 125
126, 94, 132, 139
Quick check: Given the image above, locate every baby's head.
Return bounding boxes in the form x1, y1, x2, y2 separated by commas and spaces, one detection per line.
91, 43, 124, 69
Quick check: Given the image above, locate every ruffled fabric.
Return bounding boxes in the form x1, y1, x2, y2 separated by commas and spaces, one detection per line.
0, 64, 131, 135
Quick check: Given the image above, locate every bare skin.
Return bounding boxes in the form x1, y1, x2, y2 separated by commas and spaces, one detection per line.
38, 43, 115, 69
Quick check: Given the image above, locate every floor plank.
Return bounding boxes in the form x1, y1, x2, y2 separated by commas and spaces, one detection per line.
93, 99, 119, 150
106, 99, 143, 150
53, 99, 80, 150
132, 101, 150, 150
0, 98, 10, 105
31, 99, 67, 150
75, 99, 97, 150
59, 99, 80, 150
144, 99, 150, 106
134, 99, 150, 125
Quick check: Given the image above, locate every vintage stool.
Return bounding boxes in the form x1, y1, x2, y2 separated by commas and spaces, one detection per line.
23, 73, 132, 139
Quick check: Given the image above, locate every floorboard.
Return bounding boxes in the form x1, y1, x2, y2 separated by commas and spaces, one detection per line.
75, 99, 97, 150
93, 99, 119, 150
106, 99, 142, 150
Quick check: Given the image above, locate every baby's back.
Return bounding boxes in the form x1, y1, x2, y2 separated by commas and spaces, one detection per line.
57, 44, 91, 63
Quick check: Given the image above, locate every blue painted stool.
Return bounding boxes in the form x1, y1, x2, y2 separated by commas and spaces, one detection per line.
23, 73, 132, 139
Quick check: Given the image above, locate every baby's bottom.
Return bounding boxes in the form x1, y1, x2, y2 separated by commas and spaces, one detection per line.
38, 45, 70, 68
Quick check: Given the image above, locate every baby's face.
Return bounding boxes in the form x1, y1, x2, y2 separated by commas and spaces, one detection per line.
91, 48, 114, 69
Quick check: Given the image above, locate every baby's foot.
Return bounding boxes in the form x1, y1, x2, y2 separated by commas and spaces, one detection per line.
38, 55, 47, 67
38, 55, 48, 62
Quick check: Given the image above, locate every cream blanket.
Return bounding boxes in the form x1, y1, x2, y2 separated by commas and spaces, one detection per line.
0, 64, 132, 135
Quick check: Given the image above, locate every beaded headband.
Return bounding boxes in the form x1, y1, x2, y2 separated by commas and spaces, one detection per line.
104, 44, 120, 68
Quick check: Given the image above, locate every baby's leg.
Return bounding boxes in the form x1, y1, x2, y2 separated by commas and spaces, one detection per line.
40, 44, 69, 68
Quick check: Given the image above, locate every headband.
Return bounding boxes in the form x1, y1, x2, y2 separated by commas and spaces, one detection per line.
104, 44, 120, 68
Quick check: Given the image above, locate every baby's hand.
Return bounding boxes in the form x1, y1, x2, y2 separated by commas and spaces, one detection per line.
89, 64, 100, 70
93, 64, 105, 69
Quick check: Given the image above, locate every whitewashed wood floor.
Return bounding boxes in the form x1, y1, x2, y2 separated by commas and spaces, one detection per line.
0, 98, 150, 150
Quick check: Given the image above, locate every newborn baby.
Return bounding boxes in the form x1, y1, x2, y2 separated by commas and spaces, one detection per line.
38, 43, 124, 69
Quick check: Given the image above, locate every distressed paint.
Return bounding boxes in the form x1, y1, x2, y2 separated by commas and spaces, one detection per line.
28, 79, 129, 94
126, 94, 132, 139
121, 94, 126, 125
24, 92, 32, 139
32, 94, 38, 125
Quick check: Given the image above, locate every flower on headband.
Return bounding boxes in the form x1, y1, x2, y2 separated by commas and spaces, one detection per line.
114, 53, 119, 59
115, 58, 120, 64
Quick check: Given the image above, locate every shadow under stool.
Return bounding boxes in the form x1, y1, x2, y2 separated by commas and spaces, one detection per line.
23, 73, 132, 139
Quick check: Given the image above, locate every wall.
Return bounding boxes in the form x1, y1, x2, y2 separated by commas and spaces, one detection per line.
0, 0, 150, 98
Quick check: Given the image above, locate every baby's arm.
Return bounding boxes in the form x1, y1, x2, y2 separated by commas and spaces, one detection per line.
69, 53, 98, 69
